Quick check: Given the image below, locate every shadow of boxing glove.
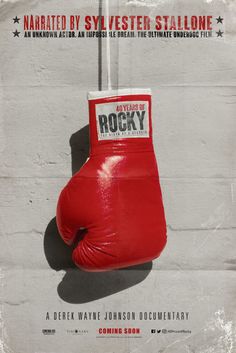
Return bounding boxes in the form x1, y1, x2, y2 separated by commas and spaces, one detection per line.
56, 89, 167, 271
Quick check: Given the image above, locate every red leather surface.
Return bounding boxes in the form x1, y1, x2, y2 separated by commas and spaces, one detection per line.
56, 91, 167, 271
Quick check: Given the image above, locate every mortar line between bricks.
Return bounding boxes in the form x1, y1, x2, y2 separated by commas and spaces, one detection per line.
167, 225, 236, 232
2, 227, 236, 236
0, 176, 235, 180
1, 84, 236, 88
1, 269, 235, 273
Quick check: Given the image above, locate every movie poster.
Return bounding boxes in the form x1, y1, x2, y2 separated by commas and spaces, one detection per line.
0, 0, 235, 352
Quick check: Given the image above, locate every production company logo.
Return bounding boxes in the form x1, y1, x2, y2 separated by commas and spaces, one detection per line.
42, 329, 56, 335
66, 329, 89, 335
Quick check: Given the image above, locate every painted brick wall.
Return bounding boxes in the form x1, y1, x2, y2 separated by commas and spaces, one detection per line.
0, 0, 235, 352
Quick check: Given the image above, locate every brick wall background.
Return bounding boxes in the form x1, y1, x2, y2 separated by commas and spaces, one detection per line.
0, 0, 236, 352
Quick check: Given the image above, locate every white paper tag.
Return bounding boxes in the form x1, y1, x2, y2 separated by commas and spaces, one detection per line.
95, 101, 150, 140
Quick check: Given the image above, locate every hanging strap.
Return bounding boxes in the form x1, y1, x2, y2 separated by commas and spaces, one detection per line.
105, 0, 112, 90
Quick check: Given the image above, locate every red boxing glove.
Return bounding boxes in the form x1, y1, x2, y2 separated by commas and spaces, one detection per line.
56, 89, 167, 271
